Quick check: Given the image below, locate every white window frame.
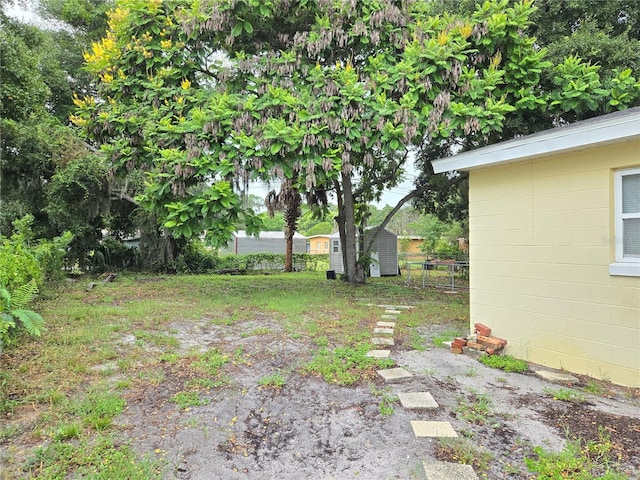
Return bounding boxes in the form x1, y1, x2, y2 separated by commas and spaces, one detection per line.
610, 166, 640, 277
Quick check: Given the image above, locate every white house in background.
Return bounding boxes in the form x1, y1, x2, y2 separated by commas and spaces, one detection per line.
230, 230, 307, 255
432, 107, 640, 387
329, 227, 399, 276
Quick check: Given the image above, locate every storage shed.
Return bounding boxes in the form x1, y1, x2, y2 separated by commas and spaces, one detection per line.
329, 227, 399, 276
231, 230, 307, 254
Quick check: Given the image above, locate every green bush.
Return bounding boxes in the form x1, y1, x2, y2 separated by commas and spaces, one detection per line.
0, 238, 41, 292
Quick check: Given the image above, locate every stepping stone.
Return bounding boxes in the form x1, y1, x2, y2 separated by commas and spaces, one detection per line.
411, 421, 458, 438
377, 321, 396, 328
377, 367, 413, 383
372, 337, 394, 346
366, 349, 391, 358
423, 461, 479, 480
373, 327, 394, 335
397, 392, 439, 410
381, 314, 397, 320
535, 370, 579, 385
385, 309, 401, 315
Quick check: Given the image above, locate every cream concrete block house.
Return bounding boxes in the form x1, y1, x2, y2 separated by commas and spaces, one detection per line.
433, 108, 640, 387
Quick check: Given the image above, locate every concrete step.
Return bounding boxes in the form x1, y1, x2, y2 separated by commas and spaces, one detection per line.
376, 367, 413, 383
423, 461, 479, 480
396, 392, 439, 410
411, 421, 457, 438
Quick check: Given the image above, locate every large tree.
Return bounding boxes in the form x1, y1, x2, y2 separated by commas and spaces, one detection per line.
413, 0, 640, 223
75, 0, 640, 283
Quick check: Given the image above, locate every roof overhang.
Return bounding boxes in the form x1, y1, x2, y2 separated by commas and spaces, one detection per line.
432, 107, 640, 173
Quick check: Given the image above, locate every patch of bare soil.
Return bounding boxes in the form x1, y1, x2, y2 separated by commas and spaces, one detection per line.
103, 318, 640, 480
4, 316, 638, 480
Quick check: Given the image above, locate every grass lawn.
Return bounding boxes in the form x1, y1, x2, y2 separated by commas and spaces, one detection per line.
0, 271, 468, 478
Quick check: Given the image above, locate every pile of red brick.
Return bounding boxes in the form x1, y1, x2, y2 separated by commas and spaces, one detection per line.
451, 323, 507, 355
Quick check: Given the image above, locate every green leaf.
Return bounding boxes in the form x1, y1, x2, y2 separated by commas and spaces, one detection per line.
270, 143, 282, 155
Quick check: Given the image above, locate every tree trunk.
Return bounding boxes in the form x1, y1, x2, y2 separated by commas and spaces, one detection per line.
282, 186, 301, 272
341, 172, 366, 284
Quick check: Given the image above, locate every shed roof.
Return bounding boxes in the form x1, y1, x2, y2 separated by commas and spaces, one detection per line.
432, 107, 640, 173
234, 230, 306, 239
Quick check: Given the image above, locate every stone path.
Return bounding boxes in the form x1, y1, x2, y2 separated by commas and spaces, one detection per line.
369, 304, 480, 480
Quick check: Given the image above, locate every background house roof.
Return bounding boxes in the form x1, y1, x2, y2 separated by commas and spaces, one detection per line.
432, 107, 640, 173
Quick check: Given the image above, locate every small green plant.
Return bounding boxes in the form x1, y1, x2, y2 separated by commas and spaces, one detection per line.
305, 344, 394, 386
408, 330, 427, 351
432, 329, 464, 348
478, 354, 528, 373
544, 387, 587, 404
195, 348, 229, 375
464, 366, 478, 377
436, 437, 493, 474
525, 428, 627, 479
258, 373, 286, 388
584, 380, 606, 396
53, 423, 82, 441
0, 280, 45, 352
72, 390, 126, 430
170, 391, 209, 409
456, 390, 492, 425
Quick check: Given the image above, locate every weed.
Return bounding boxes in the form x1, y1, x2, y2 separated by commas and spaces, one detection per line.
423, 367, 437, 375
53, 423, 82, 441
544, 387, 587, 404
195, 348, 229, 376
72, 389, 126, 430
134, 330, 179, 348
314, 335, 329, 347
584, 380, 606, 396
478, 354, 528, 373
137, 367, 165, 385
170, 391, 209, 409
525, 428, 627, 479
408, 330, 427, 351
456, 390, 492, 425
305, 344, 394, 386
258, 373, 286, 388
436, 437, 493, 474
464, 366, 478, 377
370, 384, 398, 416
432, 329, 464, 348
186, 378, 216, 389
159, 352, 180, 364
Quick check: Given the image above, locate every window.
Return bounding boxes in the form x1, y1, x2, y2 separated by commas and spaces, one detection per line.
611, 167, 640, 276
324, 241, 329, 249
333, 240, 340, 253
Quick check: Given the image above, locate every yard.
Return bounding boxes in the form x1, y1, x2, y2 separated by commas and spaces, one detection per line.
1, 272, 638, 479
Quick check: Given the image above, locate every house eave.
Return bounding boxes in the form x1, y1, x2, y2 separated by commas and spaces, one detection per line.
432, 108, 640, 173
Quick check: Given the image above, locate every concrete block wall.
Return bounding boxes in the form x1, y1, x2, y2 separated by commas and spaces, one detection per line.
469, 141, 640, 387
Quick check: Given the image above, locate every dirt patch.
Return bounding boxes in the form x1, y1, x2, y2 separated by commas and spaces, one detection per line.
3, 315, 639, 480
103, 319, 640, 480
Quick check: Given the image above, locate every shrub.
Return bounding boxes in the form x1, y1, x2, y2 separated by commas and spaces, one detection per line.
0, 237, 41, 292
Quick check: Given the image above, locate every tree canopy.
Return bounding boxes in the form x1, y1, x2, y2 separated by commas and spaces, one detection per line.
73, 0, 640, 282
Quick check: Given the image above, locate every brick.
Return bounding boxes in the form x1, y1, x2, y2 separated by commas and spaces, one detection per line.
451, 346, 463, 354
452, 337, 467, 348
477, 335, 505, 350
492, 336, 508, 348
474, 323, 492, 337
485, 347, 496, 355
465, 341, 485, 351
